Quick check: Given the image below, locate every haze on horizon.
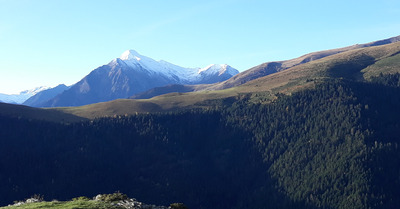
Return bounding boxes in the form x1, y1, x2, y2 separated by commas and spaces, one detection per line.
0, 0, 399, 94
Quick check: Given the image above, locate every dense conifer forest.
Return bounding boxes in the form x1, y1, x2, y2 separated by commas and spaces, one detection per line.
1, 74, 400, 209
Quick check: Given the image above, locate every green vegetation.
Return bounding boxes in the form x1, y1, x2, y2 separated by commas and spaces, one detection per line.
71, 196, 91, 201
362, 53, 400, 79
4, 200, 122, 209
2, 192, 179, 209
170, 203, 189, 209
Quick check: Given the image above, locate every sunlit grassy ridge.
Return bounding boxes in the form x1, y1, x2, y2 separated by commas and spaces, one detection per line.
3, 200, 121, 209
202, 35, 400, 92
2, 193, 185, 209
362, 52, 400, 79
239, 41, 400, 94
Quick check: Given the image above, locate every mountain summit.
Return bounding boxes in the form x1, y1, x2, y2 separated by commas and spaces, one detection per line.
42, 50, 238, 107
119, 49, 142, 61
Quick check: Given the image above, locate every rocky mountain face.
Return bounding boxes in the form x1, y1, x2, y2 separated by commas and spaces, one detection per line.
42, 50, 238, 107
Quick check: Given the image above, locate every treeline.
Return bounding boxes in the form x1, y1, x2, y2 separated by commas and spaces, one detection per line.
1, 75, 400, 209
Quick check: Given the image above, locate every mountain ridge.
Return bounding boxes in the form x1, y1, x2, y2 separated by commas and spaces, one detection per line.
193, 34, 400, 91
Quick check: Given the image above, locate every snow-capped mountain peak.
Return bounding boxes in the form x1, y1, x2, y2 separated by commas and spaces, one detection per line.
199, 64, 224, 73
118, 50, 239, 82
198, 64, 238, 76
119, 50, 168, 73
120, 49, 142, 61
117, 49, 199, 81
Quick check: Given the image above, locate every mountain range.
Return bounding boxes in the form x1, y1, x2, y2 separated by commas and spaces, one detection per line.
1, 35, 399, 117
40, 35, 400, 119
34, 50, 238, 107
5, 35, 399, 108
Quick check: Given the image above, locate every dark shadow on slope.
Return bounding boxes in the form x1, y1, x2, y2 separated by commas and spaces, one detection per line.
325, 54, 375, 80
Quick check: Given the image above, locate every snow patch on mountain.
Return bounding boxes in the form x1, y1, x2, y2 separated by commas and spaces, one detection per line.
20, 86, 50, 95
0, 86, 50, 104
198, 64, 238, 76
119, 50, 199, 82
117, 50, 238, 84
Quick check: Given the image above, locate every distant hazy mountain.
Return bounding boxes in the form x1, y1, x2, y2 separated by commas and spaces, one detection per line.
0, 86, 50, 104
43, 50, 238, 107
23, 84, 69, 107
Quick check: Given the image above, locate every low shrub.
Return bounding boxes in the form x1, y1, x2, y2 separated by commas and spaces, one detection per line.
95, 192, 128, 202
170, 203, 189, 209
72, 196, 90, 201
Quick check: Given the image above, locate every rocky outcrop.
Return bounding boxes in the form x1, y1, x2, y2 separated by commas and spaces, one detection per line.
8, 194, 187, 209
112, 198, 169, 209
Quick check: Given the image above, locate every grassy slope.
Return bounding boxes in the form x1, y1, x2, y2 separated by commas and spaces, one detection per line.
57, 88, 241, 119
0, 102, 86, 123
238, 41, 400, 94
362, 52, 400, 79
56, 99, 163, 118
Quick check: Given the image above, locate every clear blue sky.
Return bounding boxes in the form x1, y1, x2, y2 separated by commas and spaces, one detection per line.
0, 0, 399, 94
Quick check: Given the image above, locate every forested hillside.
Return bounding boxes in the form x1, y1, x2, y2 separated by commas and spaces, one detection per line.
225, 76, 400, 209
1, 74, 400, 209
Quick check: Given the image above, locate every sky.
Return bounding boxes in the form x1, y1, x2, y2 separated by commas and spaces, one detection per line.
0, 0, 399, 94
